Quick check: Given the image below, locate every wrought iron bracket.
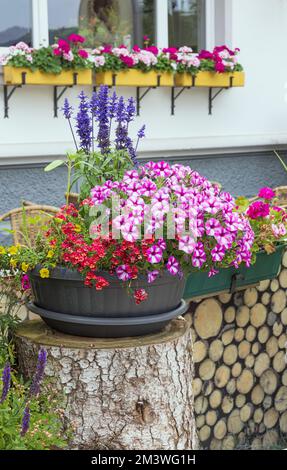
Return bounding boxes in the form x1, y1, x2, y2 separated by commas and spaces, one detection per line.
171, 76, 195, 115
53, 72, 79, 117
208, 76, 234, 115
230, 273, 245, 294
136, 75, 162, 115
3, 71, 26, 118
93, 73, 117, 93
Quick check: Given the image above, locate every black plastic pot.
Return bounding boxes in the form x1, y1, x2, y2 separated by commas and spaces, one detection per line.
27, 300, 189, 338
28, 267, 186, 338
29, 267, 185, 317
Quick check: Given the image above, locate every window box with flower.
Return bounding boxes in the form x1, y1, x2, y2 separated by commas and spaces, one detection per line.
184, 187, 287, 300
1, 35, 93, 86
92, 44, 175, 87
174, 46, 245, 88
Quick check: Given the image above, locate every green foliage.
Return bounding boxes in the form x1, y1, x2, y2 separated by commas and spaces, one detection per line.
0, 375, 69, 450
73, 149, 134, 200
0, 307, 70, 449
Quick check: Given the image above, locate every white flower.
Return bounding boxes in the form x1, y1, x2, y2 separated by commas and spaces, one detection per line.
90, 55, 105, 67
63, 51, 74, 62
179, 46, 193, 53
112, 47, 129, 57
0, 54, 8, 65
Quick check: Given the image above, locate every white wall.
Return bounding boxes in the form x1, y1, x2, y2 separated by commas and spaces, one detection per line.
0, 0, 287, 164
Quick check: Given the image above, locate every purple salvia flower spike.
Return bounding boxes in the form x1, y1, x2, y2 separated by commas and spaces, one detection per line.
75, 91, 92, 153
62, 98, 78, 152
30, 348, 47, 397
62, 98, 73, 119
137, 125, 145, 139
94, 85, 110, 154
21, 406, 30, 436
0, 363, 11, 403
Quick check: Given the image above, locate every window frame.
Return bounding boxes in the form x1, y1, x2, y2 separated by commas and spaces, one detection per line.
0, 0, 230, 53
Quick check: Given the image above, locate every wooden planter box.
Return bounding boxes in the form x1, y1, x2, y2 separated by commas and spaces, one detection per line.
3, 66, 92, 85
184, 245, 285, 300
175, 71, 245, 88
94, 69, 174, 87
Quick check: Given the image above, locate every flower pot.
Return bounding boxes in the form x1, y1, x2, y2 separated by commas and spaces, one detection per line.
3, 66, 92, 85
27, 300, 188, 338
94, 69, 174, 87
28, 267, 186, 337
174, 71, 245, 88
184, 245, 285, 300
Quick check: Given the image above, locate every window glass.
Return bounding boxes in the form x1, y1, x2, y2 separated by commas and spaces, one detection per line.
48, 0, 155, 48
168, 0, 202, 49
0, 0, 32, 47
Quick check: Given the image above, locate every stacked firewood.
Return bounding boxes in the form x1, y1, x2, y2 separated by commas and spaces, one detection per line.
190, 251, 287, 450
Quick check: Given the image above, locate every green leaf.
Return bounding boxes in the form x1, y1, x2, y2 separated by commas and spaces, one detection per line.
44, 160, 65, 172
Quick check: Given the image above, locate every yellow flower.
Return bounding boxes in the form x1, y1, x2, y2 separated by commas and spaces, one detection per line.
39, 268, 50, 279
10, 258, 17, 268
8, 246, 18, 255
74, 224, 81, 233
0, 246, 6, 255
47, 250, 54, 259
21, 262, 29, 273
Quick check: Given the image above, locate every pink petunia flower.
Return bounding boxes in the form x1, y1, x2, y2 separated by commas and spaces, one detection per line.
146, 245, 163, 264
166, 256, 180, 276
148, 270, 160, 283
178, 235, 196, 254
116, 265, 132, 281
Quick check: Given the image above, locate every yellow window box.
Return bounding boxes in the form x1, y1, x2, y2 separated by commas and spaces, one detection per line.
174, 71, 245, 88
3, 66, 92, 86
94, 69, 174, 87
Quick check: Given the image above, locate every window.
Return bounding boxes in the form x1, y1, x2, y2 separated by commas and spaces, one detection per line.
48, 0, 155, 48
168, 0, 205, 50
0, 0, 32, 47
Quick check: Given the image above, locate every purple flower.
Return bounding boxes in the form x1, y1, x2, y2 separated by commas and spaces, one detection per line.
146, 245, 163, 264
62, 98, 78, 151
147, 270, 159, 283
126, 97, 136, 124
21, 274, 30, 291
62, 98, 73, 119
30, 348, 47, 397
166, 256, 180, 275
0, 363, 11, 404
75, 91, 92, 152
21, 406, 30, 436
108, 91, 118, 120
116, 265, 132, 281
91, 86, 111, 154
137, 125, 145, 139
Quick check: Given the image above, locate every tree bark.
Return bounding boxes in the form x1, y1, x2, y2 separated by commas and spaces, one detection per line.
15, 315, 198, 450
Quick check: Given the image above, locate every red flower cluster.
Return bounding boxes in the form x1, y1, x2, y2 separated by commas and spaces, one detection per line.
44, 205, 155, 303
53, 35, 89, 60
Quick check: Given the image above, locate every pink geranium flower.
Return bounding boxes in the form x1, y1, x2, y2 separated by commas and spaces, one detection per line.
57, 38, 70, 53
78, 49, 88, 58
67, 33, 85, 43
258, 187, 275, 200
247, 201, 270, 219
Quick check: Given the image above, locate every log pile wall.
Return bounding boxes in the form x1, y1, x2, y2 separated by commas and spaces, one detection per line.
190, 251, 287, 449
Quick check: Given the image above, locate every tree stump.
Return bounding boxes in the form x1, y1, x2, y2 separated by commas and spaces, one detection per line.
15, 316, 198, 450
